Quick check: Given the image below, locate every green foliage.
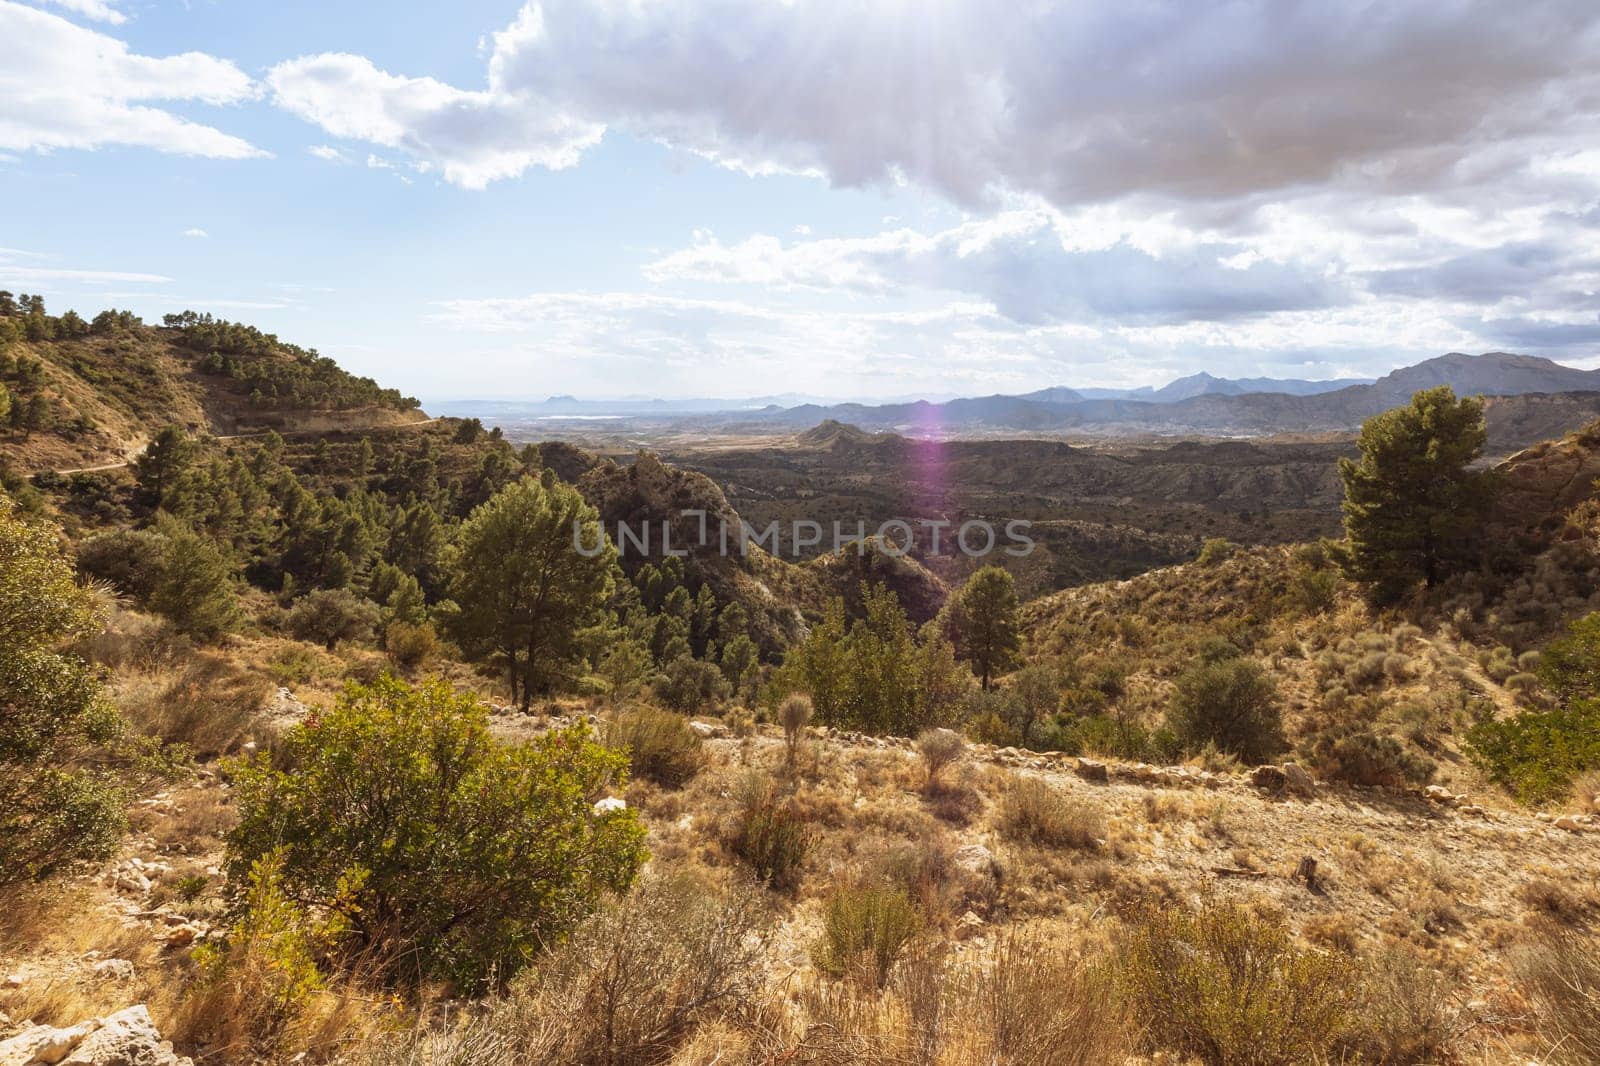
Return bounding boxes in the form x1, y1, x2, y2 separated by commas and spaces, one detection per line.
0, 498, 126, 884
447, 476, 616, 710
1195, 538, 1237, 567
1122, 900, 1360, 1066
777, 583, 968, 736
1538, 611, 1600, 704
656, 654, 727, 713
383, 620, 438, 670
1166, 658, 1284, 763
725, 773, 812, 892
811, 885, 922, 987
287, 588, 381, 650
227, 676, 647, 990
149, 515, 241, 641
166, 310, 418, 411
135, 426, 196, 508
1466, 700, 1600, 805
1338, 387, 1494, 605
945, 565, 1022, 689
604, 706, 705, 788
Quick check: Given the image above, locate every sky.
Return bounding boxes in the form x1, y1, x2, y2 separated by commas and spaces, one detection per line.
2, 0, 1599, 404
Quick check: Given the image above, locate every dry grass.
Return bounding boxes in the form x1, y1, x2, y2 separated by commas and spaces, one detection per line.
116, 653, 272, 758
996, 776, 1103, 850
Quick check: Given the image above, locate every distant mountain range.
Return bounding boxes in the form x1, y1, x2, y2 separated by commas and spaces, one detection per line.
728, 353, 1600, 437
437, 352, 1600, 440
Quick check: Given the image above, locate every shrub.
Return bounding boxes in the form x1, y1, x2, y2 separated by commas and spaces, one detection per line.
725, 772, 812, 892
916, 727, 965, 787
75, 527, 167, 601
148, 517, 240, 641
1121, 900, 1359, 1066
383, 619, 437, 669
778, 693, 812, 763
1196, 538, 1236, 567
2, 500, 126, 885
1515, 924, 1600, 1066
997, 777, 1102, 849
510, 874, 770, 1065
812, 885, 922, 987
1538, 611, 1600, 704
1166, 659, 1284, 764
288, 589, 381, 650
604, 705, 704, 788
1303, 726, 1435, 788
1465, 699, 1600, 805
657, 655, 728, 714
227, 676, 647, 991
1288, 565, 1340, 615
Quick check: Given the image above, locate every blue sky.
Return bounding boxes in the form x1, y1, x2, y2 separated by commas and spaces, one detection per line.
3, 0, 1600, 403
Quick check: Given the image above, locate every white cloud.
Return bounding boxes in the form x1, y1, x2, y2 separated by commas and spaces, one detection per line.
0, 1, 263, 158
183, 227, 208, 238
34, 0, 124, 25
307, 144, 348, 163
266, 52, 600, 189
0, 265, 170, 283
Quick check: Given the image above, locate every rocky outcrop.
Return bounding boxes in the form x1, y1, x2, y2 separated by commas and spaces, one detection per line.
0, 1005, 190, 1066
1491, 421, 1600, 546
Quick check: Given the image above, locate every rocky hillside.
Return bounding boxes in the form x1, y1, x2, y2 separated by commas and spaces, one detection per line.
0, 313, 425, 474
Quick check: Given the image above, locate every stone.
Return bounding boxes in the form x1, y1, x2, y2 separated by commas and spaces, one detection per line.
1281, 762, 1316, 798
592, 796, 627, 814
0, 1005, 191, 1066
1424, 785, 1458, 806
1251, 765, 1287, 791
1075, 757, 1109, 783
90, 959, 134, 982
1554, 814, 1587, 832
953, 843, 998, 880
687, 721, 719, 738
953, 910, 986, 940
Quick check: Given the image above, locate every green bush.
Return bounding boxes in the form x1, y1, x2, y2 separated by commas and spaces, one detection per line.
725, 773, 812, 892
1195, 538, 1237, 567
287, 589, 381, 650
812, 885, 922, 987
1538, 612, 1600, 704
1465, 700, 1600, 805
604, 706, 704, 788
1121, 900, 1359, 1066
656, 655, 727, 714
227, 676, 647, 991
1166, 659, 1284, 764
2, 499, 126, 885
383, 620, 437, 669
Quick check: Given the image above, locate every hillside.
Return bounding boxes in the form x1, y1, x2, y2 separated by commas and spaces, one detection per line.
0, 310, 424, 474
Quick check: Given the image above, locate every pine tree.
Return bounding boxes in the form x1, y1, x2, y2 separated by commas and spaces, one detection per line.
945, 565, 1022, 689
1338, 387, 1494, 605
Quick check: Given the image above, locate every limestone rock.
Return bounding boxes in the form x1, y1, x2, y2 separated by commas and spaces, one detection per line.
1075, 757, 1109, 783
1281, 762, 1316, 798
1251, 765, 1287, 791
0, 1005, 191, 1066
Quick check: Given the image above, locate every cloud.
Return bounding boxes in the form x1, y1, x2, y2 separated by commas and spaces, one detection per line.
0, 265, 171, 283
307, 144, 348, 163
0, 1, 263, 158
183, 227, 208, 238
266, 52, 601, 189
646, 211, 1347, 325
263, 0, 1600, 213
34, 0, 124, 25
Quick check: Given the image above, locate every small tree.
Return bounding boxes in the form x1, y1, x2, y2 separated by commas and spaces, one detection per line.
1338, 387, 1493, 605
228, 677, 647, 991
289, 588, 381, 650
947, 566, 1022, 689
150, 516, 240, 641
1166, 658, 1284, 764
447, 477, 616, 710
2, 498, 126, 884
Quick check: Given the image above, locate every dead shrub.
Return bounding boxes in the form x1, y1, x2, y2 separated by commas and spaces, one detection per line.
118, 653, 271, 757
603, 705, 705, 788
997, 777, 1103, 850
725, 772, 813, 892
1514, 923, 1600, 1066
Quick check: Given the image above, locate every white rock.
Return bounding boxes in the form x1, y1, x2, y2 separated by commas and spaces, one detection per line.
593, 796, 627, 814
90, 959, 134, 982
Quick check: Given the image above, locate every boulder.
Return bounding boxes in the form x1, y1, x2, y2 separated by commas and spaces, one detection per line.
1554, 814, 1588, 833
1075, 758, 1109, 783
90, 959, 134, 983
1250, 765, 1287, 791
1424, 785, 1458, 807
0, 1005, 191, 1066
592, 796, 628, 814
1281, 762, 1316, 798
